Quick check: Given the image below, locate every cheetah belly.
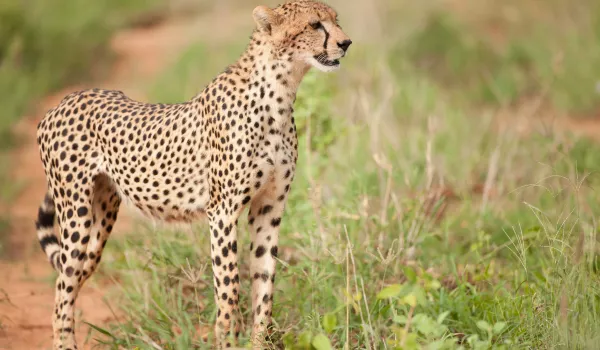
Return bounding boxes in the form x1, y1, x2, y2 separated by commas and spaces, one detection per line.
107, 161, 210, 223
96, 132, 210, 223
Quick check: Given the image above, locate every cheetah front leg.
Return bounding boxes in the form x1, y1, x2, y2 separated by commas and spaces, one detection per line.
248, 177, 292, 347
208, 204, 242, 348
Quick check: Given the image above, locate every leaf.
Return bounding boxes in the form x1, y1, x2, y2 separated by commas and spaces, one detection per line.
402, 293, 417, 307
493, 321, 507, 334
412, 314, 432, 333
323, 312, 337, 334
404, 266, 417, 283
524, 225, 541, 233
297, 330, 313, 349
467, 334, 480, 344
342, 289, 360, 313
403, 332, 419, 350
426, 279, 442, 290
403, 284, 428, 306
311, 333, 333, 350
282, 332, 296, 348
476, 320, 491, 332
83, 322, 114, 338
393, 315, 408, 324
437, 310, 450, 324
377, 284, 403, 299
413, 313, 446, 337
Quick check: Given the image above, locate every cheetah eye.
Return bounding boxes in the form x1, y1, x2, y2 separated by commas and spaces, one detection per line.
310, 21, 322, 30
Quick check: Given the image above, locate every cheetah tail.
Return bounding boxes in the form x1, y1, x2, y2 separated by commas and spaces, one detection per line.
35, 192, 60, 271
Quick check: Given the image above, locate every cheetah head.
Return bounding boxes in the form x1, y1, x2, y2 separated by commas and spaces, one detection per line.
253, 0, 352, 72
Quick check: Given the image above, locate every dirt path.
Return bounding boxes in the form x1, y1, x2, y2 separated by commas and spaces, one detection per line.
0, 5, 254, 347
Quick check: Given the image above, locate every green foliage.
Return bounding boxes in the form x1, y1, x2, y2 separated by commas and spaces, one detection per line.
565, 137, 600, 178
149, 41, 247, 103
397, 12, 535, 107
295, 70, 343, 153
397, 6, 600, 115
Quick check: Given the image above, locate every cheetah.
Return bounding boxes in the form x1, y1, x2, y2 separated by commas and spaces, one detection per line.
35, 1, 351, 348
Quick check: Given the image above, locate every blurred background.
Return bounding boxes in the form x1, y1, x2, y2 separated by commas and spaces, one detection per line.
1, 0, 600, 349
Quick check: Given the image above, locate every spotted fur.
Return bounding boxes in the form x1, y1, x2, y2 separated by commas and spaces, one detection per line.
35, 1, 351, 348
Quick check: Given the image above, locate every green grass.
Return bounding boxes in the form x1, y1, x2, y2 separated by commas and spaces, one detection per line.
79, 1, 600, 349
394, 1, 600, 115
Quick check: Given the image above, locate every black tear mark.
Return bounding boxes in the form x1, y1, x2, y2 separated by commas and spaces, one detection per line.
322, 26, 330, 49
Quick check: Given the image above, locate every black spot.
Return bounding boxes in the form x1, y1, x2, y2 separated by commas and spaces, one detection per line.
255, 245, 266, 258
77, 207, 88, 217
261, 205, 273, 215
271, 217, 281, 227
271, 246, 278, 258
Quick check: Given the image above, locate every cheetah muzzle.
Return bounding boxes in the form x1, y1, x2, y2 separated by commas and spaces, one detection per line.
34, 1, 351, 349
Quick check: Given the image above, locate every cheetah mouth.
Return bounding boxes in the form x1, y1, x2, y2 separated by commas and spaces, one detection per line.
313, 54, 340, 67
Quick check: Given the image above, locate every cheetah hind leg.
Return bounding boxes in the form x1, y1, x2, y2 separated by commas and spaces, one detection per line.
52, 175, 120, 350
51, 198, 94, 350
79, 174, 120, 287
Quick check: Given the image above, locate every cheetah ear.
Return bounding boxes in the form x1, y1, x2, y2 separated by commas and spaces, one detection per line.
253, 6, 280, 34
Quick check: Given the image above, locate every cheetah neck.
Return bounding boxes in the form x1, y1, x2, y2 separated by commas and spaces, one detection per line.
239, 32, 311, 88
232, 32, 311, 128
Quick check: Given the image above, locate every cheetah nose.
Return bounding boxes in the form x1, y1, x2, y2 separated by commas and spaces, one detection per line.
337, 39, 352, 52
